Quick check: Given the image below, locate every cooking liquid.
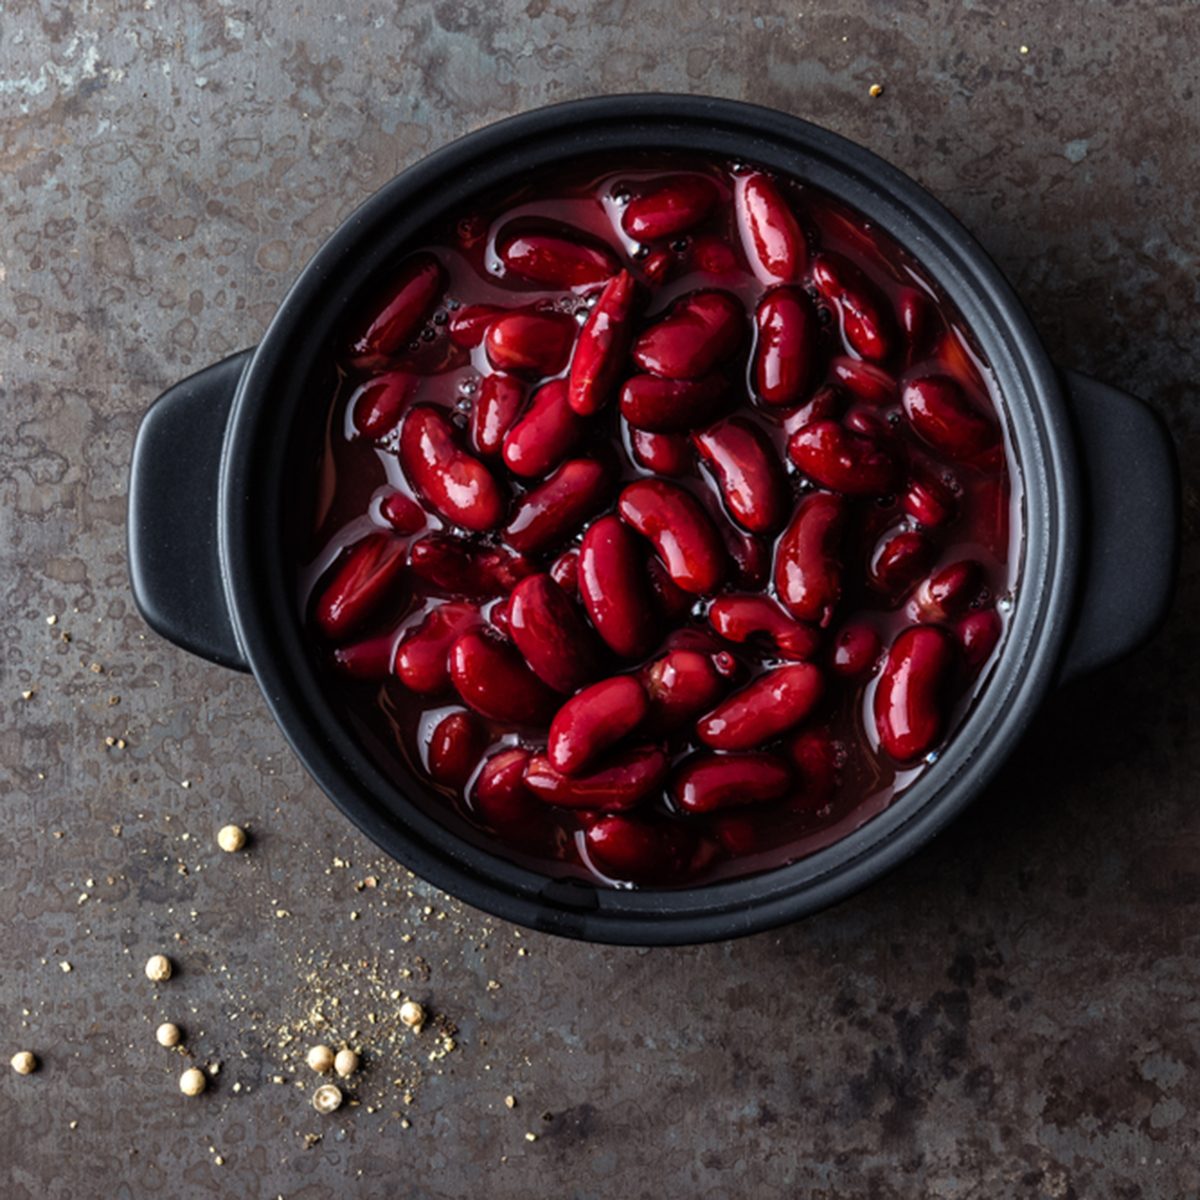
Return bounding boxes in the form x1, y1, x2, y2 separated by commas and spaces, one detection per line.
294, 152, 1019, 888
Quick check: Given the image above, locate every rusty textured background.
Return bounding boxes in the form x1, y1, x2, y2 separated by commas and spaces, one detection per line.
1, 2, 1196, 1197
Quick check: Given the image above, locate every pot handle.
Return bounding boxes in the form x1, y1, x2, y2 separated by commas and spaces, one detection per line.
128, 351, 254, 673
1056, 369, 1179, 684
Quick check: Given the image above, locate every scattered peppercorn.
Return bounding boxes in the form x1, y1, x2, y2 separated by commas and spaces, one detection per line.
399, 1001, 425, 1032
334, 1048, 359, 1078
11, 1051, 37, 1075
306, 1044, 335, 1074
217, 824, 246, 853
179, 1067, 207, 1096
156, 1023, 182, 1048
144, 954, 173, 982
312, 1083, 343, 1114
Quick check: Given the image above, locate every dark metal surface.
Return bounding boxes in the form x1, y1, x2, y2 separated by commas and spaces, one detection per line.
0, 3, 1195, 1196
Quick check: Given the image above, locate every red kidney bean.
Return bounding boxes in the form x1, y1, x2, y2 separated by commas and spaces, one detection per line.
903, 466, 958, 528
393, 602, 482, 693
351, 370, 420, 439
470, 372, 525, 459
842, 406, 892, 443
869, 530, 936, 596
502, 378, 585, 478
508, 573, 601, 694
497, 227, 618, 289
811, 253, 894, 362
646, 557, 694, 620
399, 406, 505, 532
708, 595, 821, 660
897, 287, 936, 362
549, 547, 580, 596
629, 426, 694, 475
332, 630, 397, 680
641, 248, 674, 285
828, 356, 897, 407
504, 457, 610, 554
619, 372, 727, 432
753, 286, 817, 407
568, 270, 637, 416
484, 310, 576, 376
622, 175, 719, 241
547, 676, 648, 775
785, 728, 840, 810
471, 747, 540, 828
957, 608, 1002, 669
721, 523, 771, 590
714, 814, 758, 856
482, 547, 539, 591
814, 204, 897, 278
909, 560, 985, 623
691, 235, 739, 276
830, 623, 881, 678
774, 491, 847, 626
672, 751, 794, 813
695, 662, 824, 751
662, 626, 728, 657
578, 515, 659, 659
314, 533, 407, 640
873, 625, 957, 762
694, 416, 789, 533
408, 534, 533, 597
448, 303, 505, 348
618, 479, 727, 594
427, 711, 485, 788
349, 252, 444, 364
584, 815, 691, 882
379, 491, 427, 534
934, 327, 988, 395
643, 649, 728, 733
631, 290, 744, 379
735, 171, 806, 284
902, 375, 997, 459
787, 419, 897, 495
781, 384, 843, 437
449, 630, 558, 724
525, 745, 668, 810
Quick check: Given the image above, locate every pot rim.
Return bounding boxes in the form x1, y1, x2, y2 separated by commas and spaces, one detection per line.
217, 93, 1080, 945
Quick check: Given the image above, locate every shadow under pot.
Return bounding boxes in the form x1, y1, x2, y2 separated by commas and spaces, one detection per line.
127, 94, 1178, 946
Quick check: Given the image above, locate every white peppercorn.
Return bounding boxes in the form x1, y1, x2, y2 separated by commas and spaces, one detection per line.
144, 954, 173, 983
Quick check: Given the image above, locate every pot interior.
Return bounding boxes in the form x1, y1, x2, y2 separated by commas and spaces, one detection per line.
219, 96, 1078, 944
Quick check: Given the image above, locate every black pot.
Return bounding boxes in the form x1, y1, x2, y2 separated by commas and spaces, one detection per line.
128, 95, 1178, 945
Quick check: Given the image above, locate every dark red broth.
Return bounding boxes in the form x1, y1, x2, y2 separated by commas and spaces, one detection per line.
294, 153, 1018, 888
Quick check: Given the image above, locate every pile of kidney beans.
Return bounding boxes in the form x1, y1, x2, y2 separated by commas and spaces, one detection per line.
297, 153, 1015, 888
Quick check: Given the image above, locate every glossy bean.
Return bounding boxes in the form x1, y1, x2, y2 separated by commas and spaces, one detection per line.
449, 630, 558, 724
617, 479, 727, 595
547, 676, 648, 775
508, 573, 602, 694
399, 406, 505, 532
695, 663, 824, 750
314, 533, 407, 640
773, 491, 846, 626
567, 270, 638, 415
873, 625, 957, 762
